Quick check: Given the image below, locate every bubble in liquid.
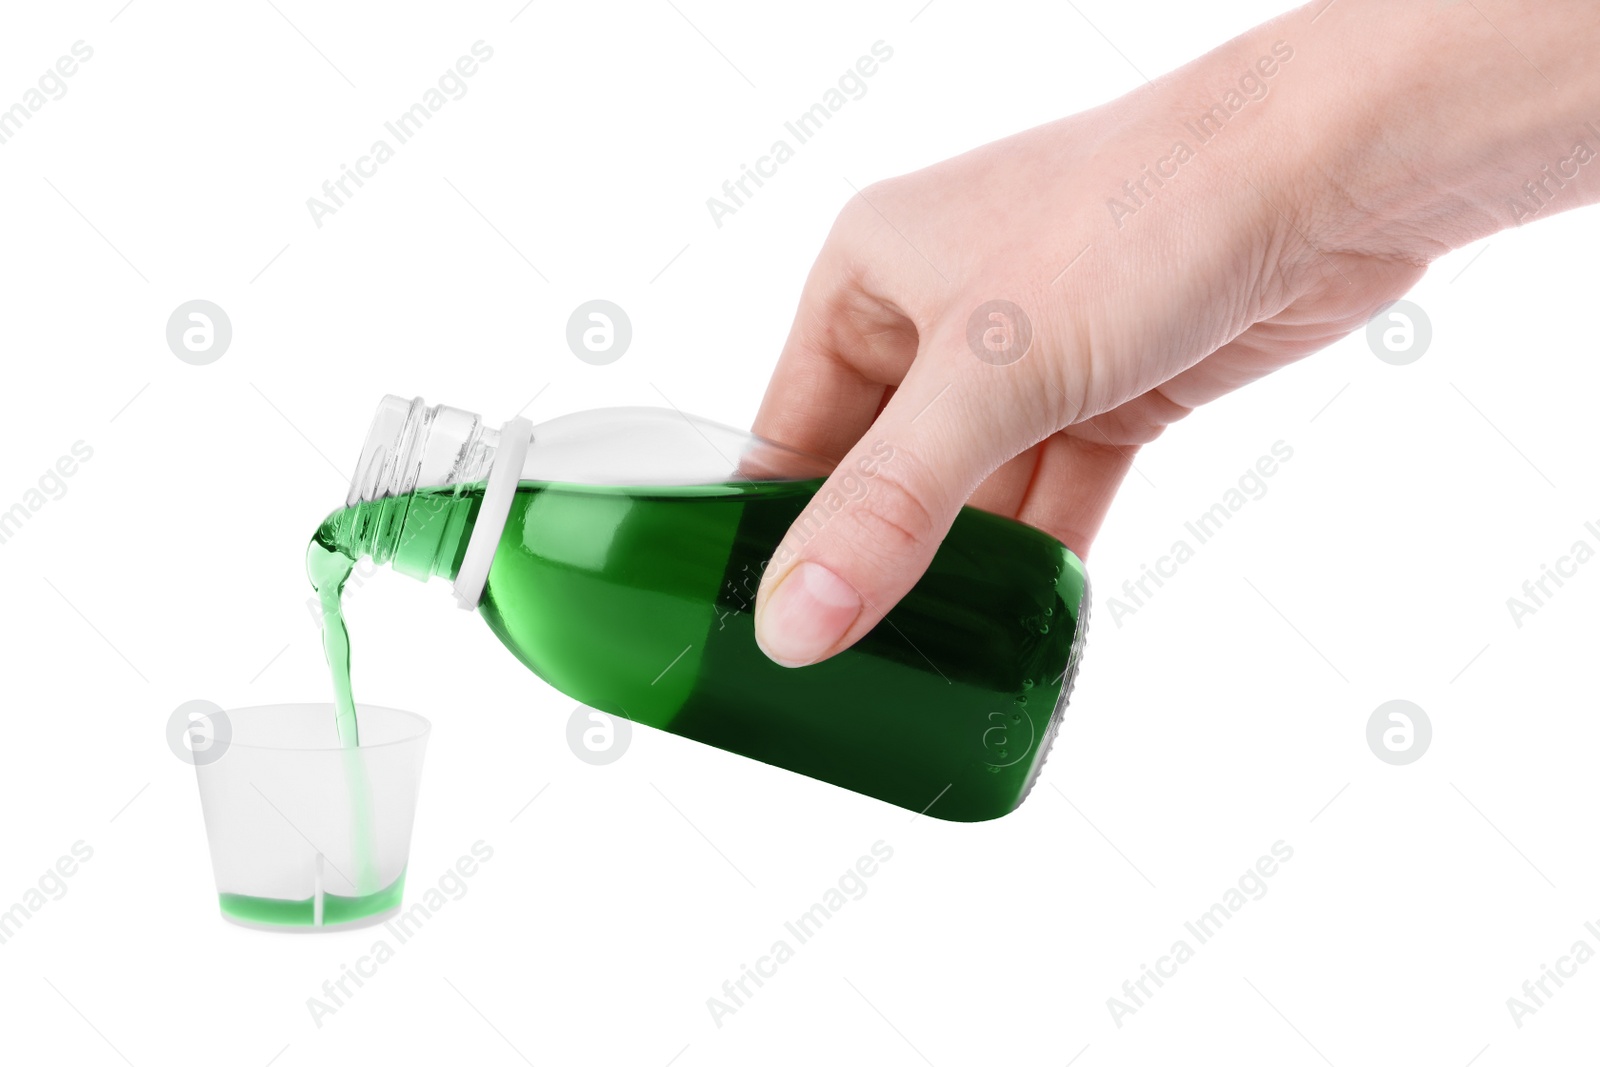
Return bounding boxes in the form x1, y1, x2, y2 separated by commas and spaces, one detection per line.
1022, 678, 1034, 690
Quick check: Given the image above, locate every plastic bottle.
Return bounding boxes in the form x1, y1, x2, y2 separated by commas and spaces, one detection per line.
314, 395, 1089, 821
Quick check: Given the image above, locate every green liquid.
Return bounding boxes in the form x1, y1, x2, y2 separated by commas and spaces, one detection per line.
219, 870, 406, 928
306, 535, 380, 890
258, 520, 405, 924
307, 539, 361, 746
313, 478, 1088, 823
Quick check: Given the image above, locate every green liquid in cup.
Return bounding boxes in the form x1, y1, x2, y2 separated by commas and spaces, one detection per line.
219, 870, 406, 928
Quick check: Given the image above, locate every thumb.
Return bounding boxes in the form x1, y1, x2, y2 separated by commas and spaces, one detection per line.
752, 359, 1031, 667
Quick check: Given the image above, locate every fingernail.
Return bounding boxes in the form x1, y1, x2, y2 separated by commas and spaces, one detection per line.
756, 561, 862, 667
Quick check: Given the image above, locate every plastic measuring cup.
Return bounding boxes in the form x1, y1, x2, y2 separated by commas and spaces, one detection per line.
190, 703, 430, 931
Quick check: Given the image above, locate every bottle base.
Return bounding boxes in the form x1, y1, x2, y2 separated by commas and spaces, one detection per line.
1017, 571, 1092, 808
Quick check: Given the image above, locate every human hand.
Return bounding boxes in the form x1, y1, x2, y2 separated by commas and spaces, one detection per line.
749, 0, 1600, 668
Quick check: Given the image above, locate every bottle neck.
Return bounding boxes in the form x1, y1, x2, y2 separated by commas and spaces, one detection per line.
331, 396, 500, 582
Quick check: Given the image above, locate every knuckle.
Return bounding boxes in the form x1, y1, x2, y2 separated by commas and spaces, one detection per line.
840, 459, 939, 561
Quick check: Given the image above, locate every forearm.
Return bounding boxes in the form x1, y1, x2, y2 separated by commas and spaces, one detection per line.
1286, 0, 1600, 260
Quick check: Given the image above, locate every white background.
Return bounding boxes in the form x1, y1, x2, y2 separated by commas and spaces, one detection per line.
1, 1, 1596, 1064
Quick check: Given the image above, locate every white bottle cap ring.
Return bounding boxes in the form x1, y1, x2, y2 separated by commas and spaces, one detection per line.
452, 417, 533, 610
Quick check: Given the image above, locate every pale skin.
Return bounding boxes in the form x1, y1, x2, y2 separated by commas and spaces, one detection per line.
750, 0, 1600, 667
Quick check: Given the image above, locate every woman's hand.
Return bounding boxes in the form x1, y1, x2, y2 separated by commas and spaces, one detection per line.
749, 0, 1600, 668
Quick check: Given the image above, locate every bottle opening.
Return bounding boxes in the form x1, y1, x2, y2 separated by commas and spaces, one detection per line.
347, 395, 498, 508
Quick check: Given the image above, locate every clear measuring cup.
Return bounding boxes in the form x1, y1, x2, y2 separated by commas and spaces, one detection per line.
190, 703, 430, 931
